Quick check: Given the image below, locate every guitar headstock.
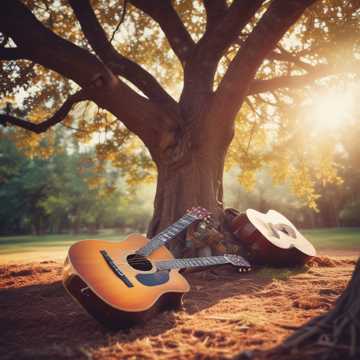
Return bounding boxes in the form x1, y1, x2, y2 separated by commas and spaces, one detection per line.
187, 207, 212, 223
224, 254, 251, 270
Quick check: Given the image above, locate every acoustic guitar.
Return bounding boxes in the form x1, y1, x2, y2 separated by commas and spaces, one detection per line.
228, 208, 316, 267
63, 208, 250, 329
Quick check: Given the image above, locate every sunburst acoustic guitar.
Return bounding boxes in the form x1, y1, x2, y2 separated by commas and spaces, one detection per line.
63, 208, 250, 329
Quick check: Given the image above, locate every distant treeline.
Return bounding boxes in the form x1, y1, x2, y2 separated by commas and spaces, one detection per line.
1, 135, 359, 236
225, 164, 360, 229
0, 138, 152, 235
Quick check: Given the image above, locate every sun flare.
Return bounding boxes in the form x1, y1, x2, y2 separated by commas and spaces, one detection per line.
308, 90, 354, 131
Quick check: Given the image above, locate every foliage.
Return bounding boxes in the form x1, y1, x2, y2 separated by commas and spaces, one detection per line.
1, 0, 360, 213
0, 135, 151, 235
224, 109, 360, 228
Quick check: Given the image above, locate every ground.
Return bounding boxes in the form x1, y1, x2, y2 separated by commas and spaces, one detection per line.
0, 253, 358, 359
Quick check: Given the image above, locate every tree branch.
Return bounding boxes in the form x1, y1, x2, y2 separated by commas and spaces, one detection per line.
247, 62, 360, 95
0, 0, 176, 148
203, 0, 227, 32
267, 46, 313, 71
0, 0, 106, 88
129, 0, 195, 65
110, 0, 128, 43
68, 0, 176, 106
0, 89, 88, 134
179, 0, 264, 118
213, 0, 317, 123
236, 36, 314, 71
199, 0, 265, 62
0, 47, 27, 60
248, 72, 322, 95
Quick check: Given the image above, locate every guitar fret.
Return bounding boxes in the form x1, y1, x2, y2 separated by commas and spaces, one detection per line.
212, 257, 220, 264
155, 254, 240, 271
193, 258, 202, 267
136, 214, 198, 256
187, 259, 195, 267
136, 207, 212, 257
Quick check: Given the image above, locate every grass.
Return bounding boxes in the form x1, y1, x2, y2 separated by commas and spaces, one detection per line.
0, 229, 128, 264
302, 227, 360, 251
256, 267, 307, 281
0, 227, 359, 264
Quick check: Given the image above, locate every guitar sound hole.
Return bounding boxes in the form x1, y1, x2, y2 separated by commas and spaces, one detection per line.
127, 254, 153, 271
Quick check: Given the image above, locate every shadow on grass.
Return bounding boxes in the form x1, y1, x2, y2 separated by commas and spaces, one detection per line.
181, 265, 310, 318
0, 280, 178, 359
0, 264, 310, 359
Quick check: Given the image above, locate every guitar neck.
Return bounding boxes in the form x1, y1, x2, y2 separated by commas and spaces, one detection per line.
136, 214, 198, 256
155, 256, 234, 271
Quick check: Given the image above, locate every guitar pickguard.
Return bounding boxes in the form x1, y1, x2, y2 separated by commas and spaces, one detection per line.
136, 271, 170, 287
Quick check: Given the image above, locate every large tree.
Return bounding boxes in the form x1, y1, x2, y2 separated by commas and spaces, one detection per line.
1, 0, 359, 255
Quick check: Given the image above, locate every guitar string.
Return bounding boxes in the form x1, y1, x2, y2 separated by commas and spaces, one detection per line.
104, 254, 242, 262
80, 256, 249, 267
98, 257, 233, 264
80, 261, 250, 269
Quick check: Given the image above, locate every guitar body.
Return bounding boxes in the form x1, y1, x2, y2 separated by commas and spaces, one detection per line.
229, 209, 316, 267
63, 234, 190, 329
231, 214, 309, 266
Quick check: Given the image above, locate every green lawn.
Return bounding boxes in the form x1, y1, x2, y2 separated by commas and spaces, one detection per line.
302, 227, 360, 251
0, 227, 359, 264
0, 229, 128, 264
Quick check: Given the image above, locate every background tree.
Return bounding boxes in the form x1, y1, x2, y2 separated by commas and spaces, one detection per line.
1, 0, 359, 255
0, 134, 152, 235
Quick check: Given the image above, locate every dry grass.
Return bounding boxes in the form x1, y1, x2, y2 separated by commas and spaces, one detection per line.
0, 256, 357, 360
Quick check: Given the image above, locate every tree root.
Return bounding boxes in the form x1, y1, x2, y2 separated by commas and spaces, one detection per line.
236, 258, 360, 360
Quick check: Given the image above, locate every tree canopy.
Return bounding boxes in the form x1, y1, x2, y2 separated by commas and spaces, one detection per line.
1, 0, 359, 246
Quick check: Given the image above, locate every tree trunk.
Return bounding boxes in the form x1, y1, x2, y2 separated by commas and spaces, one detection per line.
147, 141, 228, 257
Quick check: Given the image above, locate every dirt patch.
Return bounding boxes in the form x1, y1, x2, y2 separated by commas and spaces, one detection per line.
0, 256, 357, 359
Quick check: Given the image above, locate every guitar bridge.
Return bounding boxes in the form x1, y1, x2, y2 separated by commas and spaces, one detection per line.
100, 250, 134, 288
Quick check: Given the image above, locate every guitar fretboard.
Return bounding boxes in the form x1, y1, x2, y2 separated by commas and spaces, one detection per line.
136, 214, 197, 256
155, 256, 236, 271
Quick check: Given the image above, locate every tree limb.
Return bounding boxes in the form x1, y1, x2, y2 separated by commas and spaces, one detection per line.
267, 46, 314, 71
110, 0, 128, 43
235, 36, 315, 71
199, 0, 265, 62
247, 62, 359, 95
203, 0, 227, 32
68, 0, 176, 106
179, 0, 265, 118
0, 47, 27, 60
0, 0, 176, 148
129, 0, 195, 65
0, 0, 106, 88
0, 89, 88, 134
213, 0, 318, 123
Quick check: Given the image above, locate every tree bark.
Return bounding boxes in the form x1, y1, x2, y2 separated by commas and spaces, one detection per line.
148, 138, 228, 257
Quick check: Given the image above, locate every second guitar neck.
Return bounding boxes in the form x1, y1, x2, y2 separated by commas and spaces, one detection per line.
136, 214, 197, 256
155, 255, 250, 271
